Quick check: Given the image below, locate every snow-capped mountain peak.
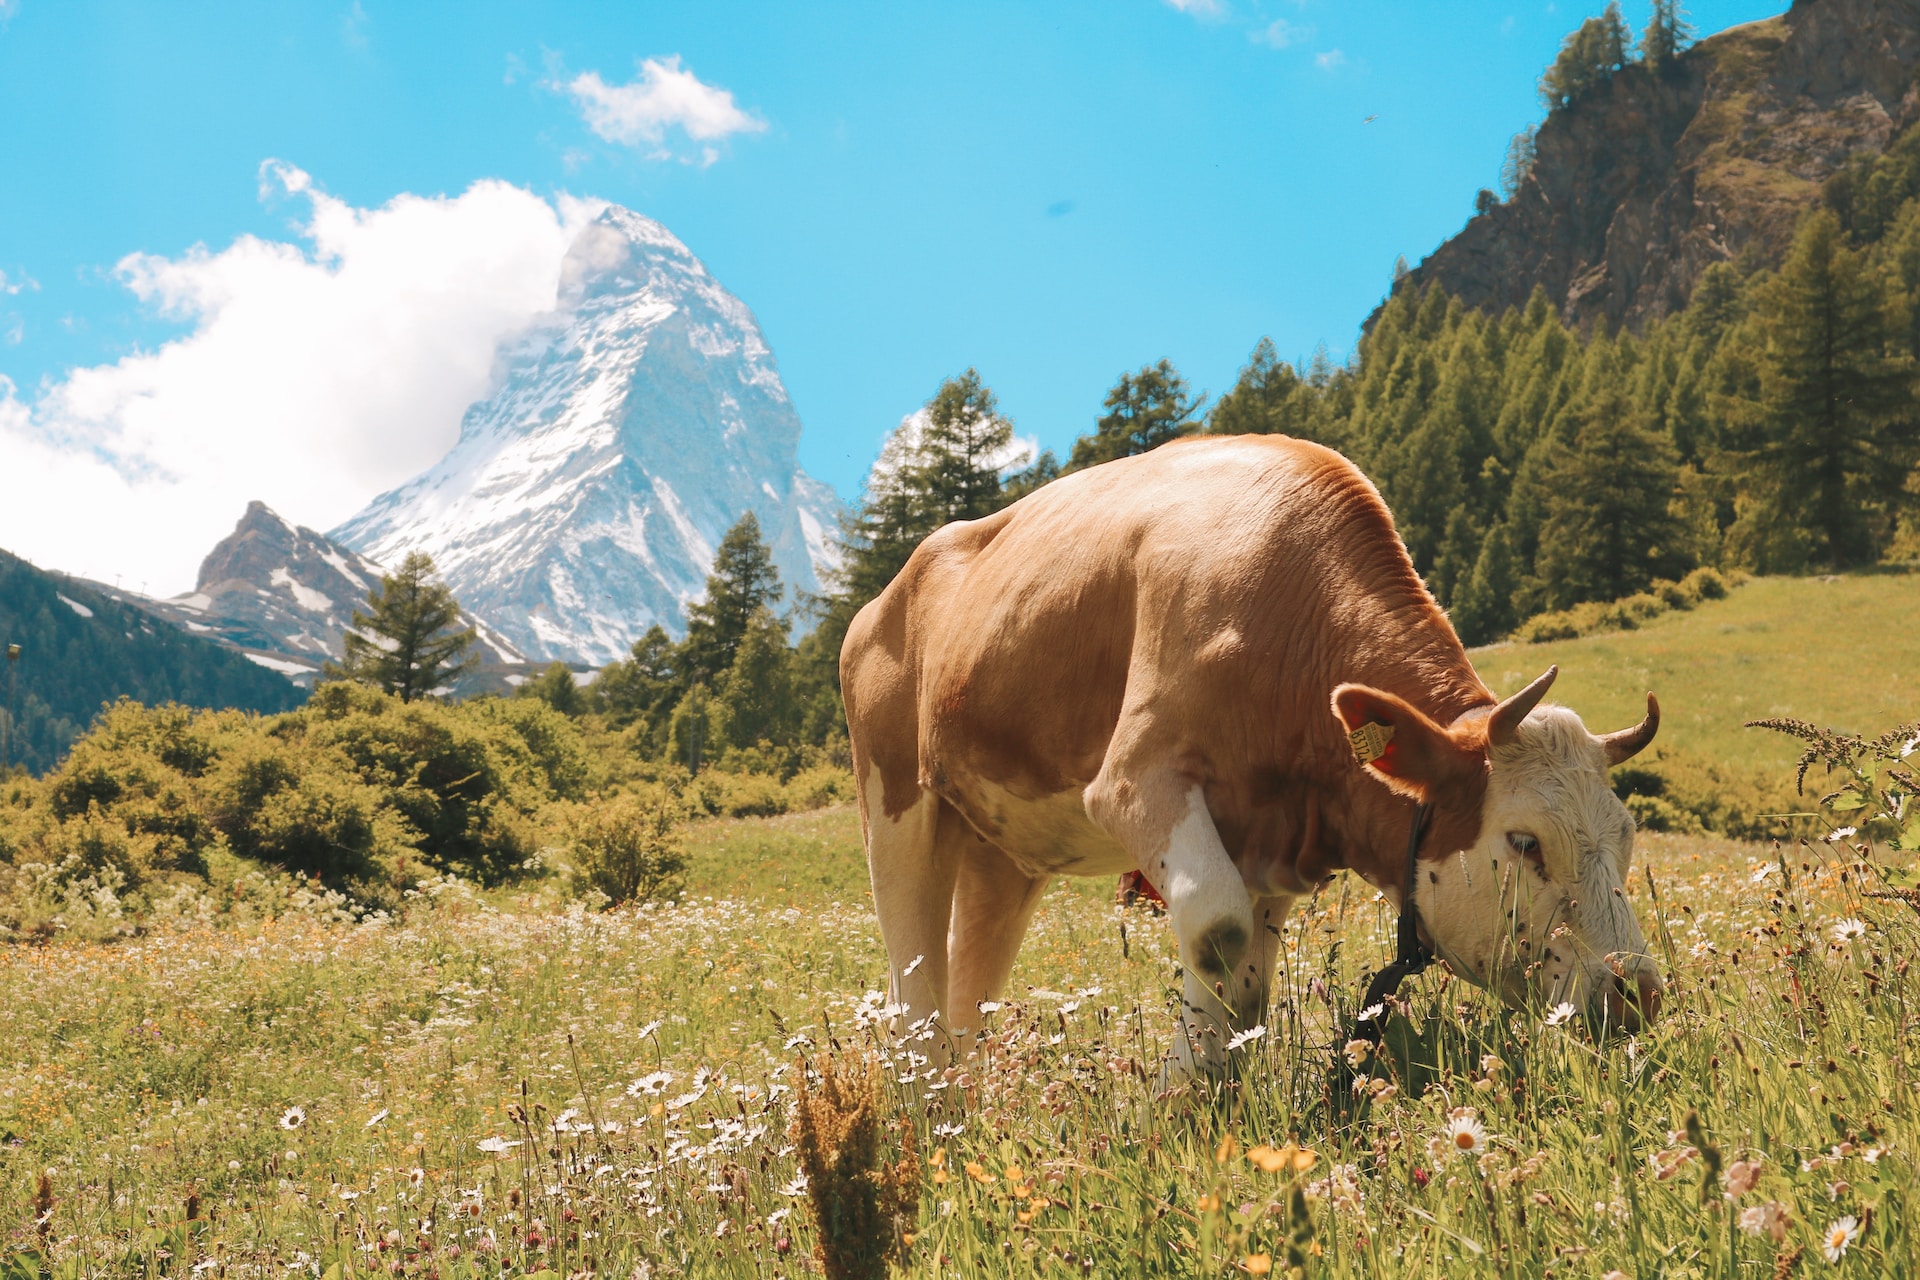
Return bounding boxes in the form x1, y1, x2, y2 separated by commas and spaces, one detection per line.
330, 204, 841, 666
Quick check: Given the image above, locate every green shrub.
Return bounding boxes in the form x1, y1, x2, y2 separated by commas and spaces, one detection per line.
1612, 746, 1806, 841
784, 764, 858, 810
0, 687, 596, 925
565, 796, 686, 906
204, 735, 398, 885
688, 770, 787, 818
1515, 567, 1738, 643
284, 682, 582, 884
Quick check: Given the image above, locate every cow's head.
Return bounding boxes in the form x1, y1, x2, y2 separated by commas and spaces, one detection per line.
1332, 667, 1663, 1032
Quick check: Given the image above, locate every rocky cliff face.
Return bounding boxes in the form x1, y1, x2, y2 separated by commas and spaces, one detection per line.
331, 206, 842, 667
1397, 0, 1920, 331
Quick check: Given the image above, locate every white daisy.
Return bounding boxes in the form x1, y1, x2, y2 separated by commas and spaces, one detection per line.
1822, 1215, 1860, 1262
279, 1106, 306, 1132
1544, 1002, 1578, 1027
1225, 1024, 1266, 1051
1831, 918, 1867, 943
363, 1109, 388, 1129
626, 1071, 673, 1098
1442, 1111, 1487, 1157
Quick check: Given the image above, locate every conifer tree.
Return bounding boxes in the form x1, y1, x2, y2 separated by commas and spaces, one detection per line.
1067, 359, 1203, 471
1209, 339, 1310, 437
591, 625, 682, 730
1532, 386, 1689, 608
1000, 449, 1061, 502
331, 551, 476, 702
907, 369, 1014, 523
715, 607, 796, 748
1539, 2, 1631, 111
1499, 127, 1538, 201
1638, 0, 1691, 71
518, 661, 584, 716
810, 369, 1017, 692
1726, 210, 1918, 569
684, 512, 783, 680
1451, 521, 1521, 645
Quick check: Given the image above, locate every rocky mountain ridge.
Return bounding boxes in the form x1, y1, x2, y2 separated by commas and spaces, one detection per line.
1396, 0, 1920, 331
130, 502, 525, 690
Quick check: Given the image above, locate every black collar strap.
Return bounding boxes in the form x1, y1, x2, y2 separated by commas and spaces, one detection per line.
1346, 800, 1435, 1052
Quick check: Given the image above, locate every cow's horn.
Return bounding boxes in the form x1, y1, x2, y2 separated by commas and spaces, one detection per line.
1489, 665, 1558, 745
1598, 692, 1660, 765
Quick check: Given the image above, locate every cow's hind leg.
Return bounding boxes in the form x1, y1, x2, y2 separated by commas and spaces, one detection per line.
861, 776, 962, 1062
946, 831, 1051, 1053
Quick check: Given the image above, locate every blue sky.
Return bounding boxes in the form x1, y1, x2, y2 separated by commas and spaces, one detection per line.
0, 0, 1784, 592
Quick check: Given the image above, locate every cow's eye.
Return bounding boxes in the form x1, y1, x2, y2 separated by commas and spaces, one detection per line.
1506, 831, 1543, 866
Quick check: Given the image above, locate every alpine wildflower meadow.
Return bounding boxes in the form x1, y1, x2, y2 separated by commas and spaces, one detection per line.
0, 778, 1915, 1276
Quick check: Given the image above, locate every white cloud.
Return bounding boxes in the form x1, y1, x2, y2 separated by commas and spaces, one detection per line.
1316, 49, 1347, 70
1251, 18, 1313, 48
1164, 0, 1226, 16
564, 56, 765, 163
0, 163, 600, 594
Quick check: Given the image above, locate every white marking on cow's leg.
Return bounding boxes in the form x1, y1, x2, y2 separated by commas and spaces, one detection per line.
947, 835, 1050, 1060
860, 766, 959, 1062
1126, 788, 1255, 1082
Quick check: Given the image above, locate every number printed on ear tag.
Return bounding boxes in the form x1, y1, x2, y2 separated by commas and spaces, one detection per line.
1348, 721, 1395, 763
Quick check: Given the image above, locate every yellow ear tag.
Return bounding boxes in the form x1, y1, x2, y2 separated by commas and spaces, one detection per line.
1348, 721, 1395, 764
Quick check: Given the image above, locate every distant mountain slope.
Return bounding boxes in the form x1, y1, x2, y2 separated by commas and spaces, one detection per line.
133, 502, 524, 689
1397, 0, 1920, 330
331, 206, 843, 667
0, 548, 306, 774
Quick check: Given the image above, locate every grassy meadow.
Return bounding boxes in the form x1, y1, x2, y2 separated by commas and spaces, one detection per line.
1, 572, 1917, 1277
1, 796, 1915, 1277
1476, 573, 1920, 773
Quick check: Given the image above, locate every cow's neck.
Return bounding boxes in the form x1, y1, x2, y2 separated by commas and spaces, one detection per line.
1220, 592, 1491, 899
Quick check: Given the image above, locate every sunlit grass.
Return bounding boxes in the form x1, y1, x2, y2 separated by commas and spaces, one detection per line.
1477, 573, 1920, 772
0, 810, 1913, 1276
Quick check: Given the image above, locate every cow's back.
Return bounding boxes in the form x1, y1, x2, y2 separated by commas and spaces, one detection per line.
841, 435, 1485, 846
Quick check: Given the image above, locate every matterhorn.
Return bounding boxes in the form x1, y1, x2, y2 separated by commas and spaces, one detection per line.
332, 206, 840, 666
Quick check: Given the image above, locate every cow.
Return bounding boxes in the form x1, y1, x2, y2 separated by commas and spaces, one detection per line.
840, 435, 1663, 1080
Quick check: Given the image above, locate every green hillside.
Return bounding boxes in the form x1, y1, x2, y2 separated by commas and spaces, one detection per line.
0, 549, 307, 775
1475, 572, 1920, 781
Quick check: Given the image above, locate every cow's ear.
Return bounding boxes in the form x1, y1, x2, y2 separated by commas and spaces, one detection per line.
1331, 683, 1484, 800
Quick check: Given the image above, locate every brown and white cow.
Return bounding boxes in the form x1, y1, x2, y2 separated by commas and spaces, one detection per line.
840, 435, 1662, 1079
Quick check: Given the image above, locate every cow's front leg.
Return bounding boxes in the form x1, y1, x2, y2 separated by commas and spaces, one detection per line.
1088, 774, 1257, 1081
